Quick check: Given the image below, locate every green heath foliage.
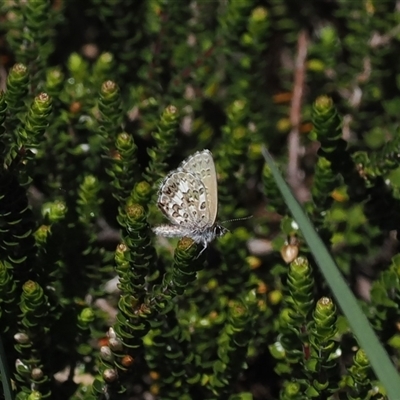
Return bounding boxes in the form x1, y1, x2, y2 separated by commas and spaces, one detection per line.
0, 1, 399, 399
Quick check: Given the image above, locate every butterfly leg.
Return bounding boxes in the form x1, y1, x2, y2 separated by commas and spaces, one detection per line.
195, 240, 208, 258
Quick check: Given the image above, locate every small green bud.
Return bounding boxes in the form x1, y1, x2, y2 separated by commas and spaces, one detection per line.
290, 256, 310, 275
314, 95, 333, 112
42, 201, 67, 222
116, 132, 134, 149
135, 181, 152, 198
67, 53, 86, 75
99, 52, 114, 64
27, 391, 42, 400
101, 80, 119, 99
22, 280, 40, 295
251, 6, 268, 22
33, 92, 52, 113
34, 225, 51, 246
163, 104, 179, 122
354, 349, 369, 366
285, 382, 300, 396
228, 99, 246, 117
94, 52, 115, 75
10, 63, 28, 78
46, 67, 64, 92
125, 202, 144, 218
315, 296, 334, 313
79, 307, 95, 324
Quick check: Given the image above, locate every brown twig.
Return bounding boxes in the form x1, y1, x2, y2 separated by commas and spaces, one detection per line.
287, 30, 309, 202
369, 23, 400, 48
0, 64, 7, 92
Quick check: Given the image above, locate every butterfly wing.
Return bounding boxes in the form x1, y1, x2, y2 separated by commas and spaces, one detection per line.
157, 169, 212, 229
178, 149, 218, 225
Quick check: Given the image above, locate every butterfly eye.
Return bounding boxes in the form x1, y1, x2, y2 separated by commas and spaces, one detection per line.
214, 225, 227, 237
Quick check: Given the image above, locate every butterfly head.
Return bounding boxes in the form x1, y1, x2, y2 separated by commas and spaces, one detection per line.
192, 224, 227, 247
214, 224, 228, 238
194, 224, 228, 257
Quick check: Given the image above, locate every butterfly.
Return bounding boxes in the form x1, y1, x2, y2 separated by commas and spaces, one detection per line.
153, 149, 227, 255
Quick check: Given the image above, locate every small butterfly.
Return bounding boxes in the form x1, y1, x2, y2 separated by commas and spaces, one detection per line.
153, 149, 227, 255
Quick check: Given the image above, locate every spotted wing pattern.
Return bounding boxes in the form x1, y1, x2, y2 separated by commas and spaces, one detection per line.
178, 149, 218, 225
157, 169, 211, 230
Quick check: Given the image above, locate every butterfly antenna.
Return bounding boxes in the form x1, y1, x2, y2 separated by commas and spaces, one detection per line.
221, 215, 253, 224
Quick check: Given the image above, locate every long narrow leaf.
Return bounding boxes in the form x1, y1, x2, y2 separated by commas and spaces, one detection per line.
262, 147, 400, 399
0, 334, 14, 400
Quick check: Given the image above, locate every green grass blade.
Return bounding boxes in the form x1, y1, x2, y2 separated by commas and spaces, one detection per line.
262, 147, 400, 399
0, 334, 14, 400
